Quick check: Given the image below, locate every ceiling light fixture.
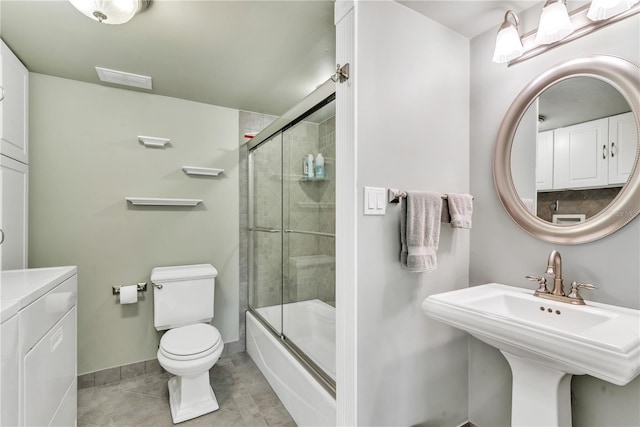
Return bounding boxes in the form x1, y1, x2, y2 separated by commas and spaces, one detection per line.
492, 10, 524, 63
587, 0, 640, 20
68, 0, 150, 24
535, 0, 574, 45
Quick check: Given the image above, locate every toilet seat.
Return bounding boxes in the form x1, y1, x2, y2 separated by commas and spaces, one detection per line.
160, 323, 222, 361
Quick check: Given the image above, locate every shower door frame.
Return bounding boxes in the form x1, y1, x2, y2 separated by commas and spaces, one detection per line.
248, 79, 336, 397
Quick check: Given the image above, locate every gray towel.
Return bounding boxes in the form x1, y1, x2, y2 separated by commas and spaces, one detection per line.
400, 191, 442, 272
446, 193, 473, 229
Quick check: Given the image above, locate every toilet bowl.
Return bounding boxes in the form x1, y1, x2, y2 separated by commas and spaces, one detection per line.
151, 264, 222, 424
156, 323, 224, 423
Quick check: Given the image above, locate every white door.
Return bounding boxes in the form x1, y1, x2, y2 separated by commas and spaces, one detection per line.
608, 112, 638, 185
536, 130, 554, 191
0, 41, 29, 164
0, 154, 28, 270
553, 118, 609, 189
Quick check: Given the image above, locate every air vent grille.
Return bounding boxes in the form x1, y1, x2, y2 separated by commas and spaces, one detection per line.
95, 67, 152, 90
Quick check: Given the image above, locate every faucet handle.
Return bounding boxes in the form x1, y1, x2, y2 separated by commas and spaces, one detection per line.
568, 281, 598, 300
526, 275, 550, 294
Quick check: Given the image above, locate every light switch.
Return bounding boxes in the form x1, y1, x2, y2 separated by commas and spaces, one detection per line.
364, 187, 386, 216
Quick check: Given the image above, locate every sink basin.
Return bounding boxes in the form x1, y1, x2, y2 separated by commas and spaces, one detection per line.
422, 283, 640, 426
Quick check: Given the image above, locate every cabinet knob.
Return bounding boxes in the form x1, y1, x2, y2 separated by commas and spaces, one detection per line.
0, 229, 4, 244
611, 142, 616, 158
602, 144, 607, 159
0, 85, 4, 102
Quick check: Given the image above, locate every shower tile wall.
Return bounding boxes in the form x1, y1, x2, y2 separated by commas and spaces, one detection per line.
284, 116, 336, 306
240, 111, 336, 319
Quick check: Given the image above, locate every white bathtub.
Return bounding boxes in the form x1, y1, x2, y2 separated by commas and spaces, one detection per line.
246, 299, 336, 426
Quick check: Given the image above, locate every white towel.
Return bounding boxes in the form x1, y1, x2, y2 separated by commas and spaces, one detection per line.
446, 193, 473, 229
400, 191, 442, 273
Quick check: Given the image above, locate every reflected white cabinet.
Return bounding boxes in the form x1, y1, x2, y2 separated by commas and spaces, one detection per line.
608, 112, 637, 185
536, 130, 554, 191
553, 118, 609, 190
548, 114, 637, 191
0, 155, 28, 270
0, 40, 29, 164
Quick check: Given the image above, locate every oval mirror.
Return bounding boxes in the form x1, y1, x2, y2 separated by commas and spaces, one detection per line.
494, 55, 640, 244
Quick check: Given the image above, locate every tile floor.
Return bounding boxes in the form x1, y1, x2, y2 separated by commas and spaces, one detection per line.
78, 352, 296, 427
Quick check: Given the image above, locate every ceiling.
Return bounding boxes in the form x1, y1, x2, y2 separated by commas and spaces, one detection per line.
398, 1, 538, 39
538, 77, 631, 132
0, 1, 542, 116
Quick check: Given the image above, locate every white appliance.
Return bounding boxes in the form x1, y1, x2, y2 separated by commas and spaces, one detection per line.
0, 266, 77, 426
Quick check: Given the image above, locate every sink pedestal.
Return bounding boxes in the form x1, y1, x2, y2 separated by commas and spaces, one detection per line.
502, 352, 573, 427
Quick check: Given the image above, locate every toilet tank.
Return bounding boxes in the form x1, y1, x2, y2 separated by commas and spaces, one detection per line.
151, 264, 218, 331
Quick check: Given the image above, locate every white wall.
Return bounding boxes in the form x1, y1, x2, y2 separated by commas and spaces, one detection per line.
352, 2, 470, 425
29, 74, 240, 374
469, 8, 640, 427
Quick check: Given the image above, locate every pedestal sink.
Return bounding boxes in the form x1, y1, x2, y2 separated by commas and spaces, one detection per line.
422, 283, 640, 427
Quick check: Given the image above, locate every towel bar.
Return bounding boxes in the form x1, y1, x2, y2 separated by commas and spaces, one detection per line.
387, 188, 473, 204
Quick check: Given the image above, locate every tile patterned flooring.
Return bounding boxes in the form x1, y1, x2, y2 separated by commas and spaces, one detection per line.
78, 352, 296, 427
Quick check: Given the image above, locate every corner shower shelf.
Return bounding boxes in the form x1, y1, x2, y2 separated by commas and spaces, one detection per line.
271, 174, 328, 182
126, 197, 202, 206
138, 135, 170, 148
182, 166, 224, 176
296, 202, 335, 209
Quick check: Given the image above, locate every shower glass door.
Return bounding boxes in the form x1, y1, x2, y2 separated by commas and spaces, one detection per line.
248, 93, 336, 388
281, 103, 336, 381
248, 132, 283, 333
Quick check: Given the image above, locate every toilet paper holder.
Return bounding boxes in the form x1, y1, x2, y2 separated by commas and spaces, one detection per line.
112, 282, 147, 295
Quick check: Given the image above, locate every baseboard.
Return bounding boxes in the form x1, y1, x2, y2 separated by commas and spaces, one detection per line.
78, 339, 245, 389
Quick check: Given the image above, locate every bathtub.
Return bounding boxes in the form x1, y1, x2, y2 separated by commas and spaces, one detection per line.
246, 299, 336, 426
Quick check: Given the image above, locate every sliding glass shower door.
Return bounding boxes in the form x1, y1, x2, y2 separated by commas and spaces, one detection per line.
249, 132, 284, 332
248, 95, 336, 386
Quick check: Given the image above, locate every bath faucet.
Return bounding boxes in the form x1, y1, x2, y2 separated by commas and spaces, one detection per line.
526, 250, 598, 305
545, 250, 564, 296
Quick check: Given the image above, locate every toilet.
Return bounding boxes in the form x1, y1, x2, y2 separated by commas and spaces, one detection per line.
151, 264, 224, 424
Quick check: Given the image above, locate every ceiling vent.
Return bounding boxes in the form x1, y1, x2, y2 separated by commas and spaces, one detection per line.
95, 67, 152, 90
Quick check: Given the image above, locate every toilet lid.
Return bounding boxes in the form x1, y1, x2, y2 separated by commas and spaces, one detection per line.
160, 323, 221, 357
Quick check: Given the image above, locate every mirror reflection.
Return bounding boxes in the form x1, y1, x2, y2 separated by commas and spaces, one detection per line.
512, 76, 638, 224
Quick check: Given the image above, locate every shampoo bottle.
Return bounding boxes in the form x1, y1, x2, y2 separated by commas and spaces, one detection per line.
305, 154, 315, 178
315, 153, 324, 179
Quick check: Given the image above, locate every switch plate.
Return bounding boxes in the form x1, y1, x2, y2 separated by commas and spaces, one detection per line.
364, 187, 386, 215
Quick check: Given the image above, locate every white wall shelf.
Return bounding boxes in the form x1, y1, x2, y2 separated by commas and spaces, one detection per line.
126, 197, 202, 206
138, 135, 170, 148
182, 166, 224, 176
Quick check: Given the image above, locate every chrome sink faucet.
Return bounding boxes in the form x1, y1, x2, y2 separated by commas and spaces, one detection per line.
526, 250, 597, 305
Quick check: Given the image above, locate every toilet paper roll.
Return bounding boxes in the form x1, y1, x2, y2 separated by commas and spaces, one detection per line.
119, 285, 138, 304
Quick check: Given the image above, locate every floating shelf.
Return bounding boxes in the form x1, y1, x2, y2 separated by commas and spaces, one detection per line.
138, 135, 170, 148
182, 166, 224, 176
126, 197, 202, 206
301, 176, 327, 182
296, 202, 335, 209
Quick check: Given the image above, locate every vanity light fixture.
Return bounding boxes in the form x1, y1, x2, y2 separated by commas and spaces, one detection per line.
587, 0, 640, 20
535, 0, 574, 45
68, 0, 150, 24
495, 1, 640, 65
492, 10, 524, 63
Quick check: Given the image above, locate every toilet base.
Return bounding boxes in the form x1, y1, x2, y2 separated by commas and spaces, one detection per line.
167, 375, 219, 424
